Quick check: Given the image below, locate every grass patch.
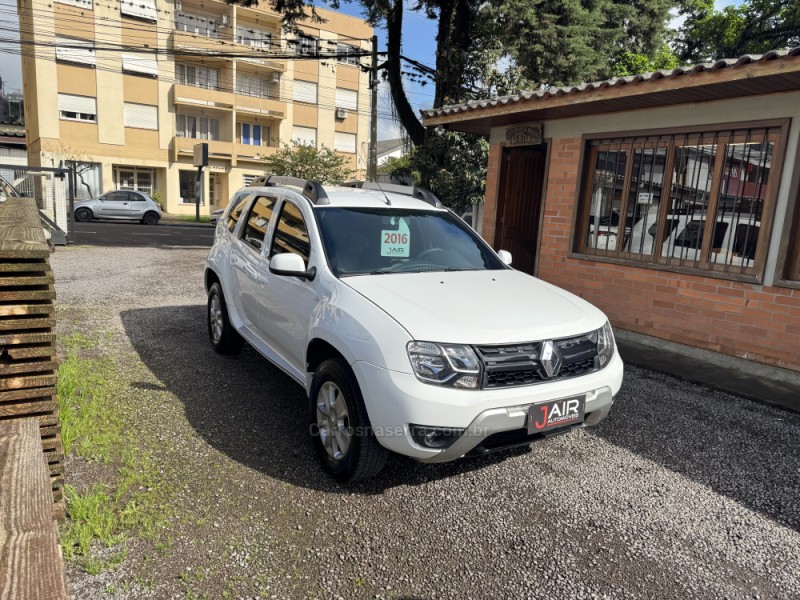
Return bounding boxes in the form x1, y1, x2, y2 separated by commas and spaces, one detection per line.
170, 214, 211, 223
58, 333, 173, 573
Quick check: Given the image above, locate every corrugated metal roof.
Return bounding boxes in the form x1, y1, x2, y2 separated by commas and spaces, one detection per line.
422, 47, 800, 120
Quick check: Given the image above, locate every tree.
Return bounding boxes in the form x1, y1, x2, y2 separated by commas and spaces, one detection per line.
263, 144, 354, 184
610, 45, 681, 77
676, 0, 800, 62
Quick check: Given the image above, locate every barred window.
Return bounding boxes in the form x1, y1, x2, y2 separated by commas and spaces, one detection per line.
574, 122, 787, 280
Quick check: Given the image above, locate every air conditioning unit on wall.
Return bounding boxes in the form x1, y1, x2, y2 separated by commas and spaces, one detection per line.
271, 72, 281, 83
221, 14, 229, 26
335, 108, 347, 120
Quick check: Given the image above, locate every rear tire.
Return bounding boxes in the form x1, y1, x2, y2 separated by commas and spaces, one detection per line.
207, 282, 243, 355
75, 208, 92, 222
142, 211, 160, 225
310, 358, 388, 482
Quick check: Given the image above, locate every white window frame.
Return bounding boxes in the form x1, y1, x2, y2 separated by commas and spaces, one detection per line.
122, 53, 158, 77
123, 103, 158, 130
58, 93, 97, 123
55, 37, 96, 67
176, 63, 220, 90
175, 11, 219, 37
120, 0, 156, 21
293, 80, 317, 104
334, 132, 356, 154
292, 126, 317, 148
240, 122, 270, 147
336, 43, 358, 66
114, 166, 155, 194
236, 72, 273, 98
176, 113, 221, 141
295, 34, 318, 55
335, 88, 358, 112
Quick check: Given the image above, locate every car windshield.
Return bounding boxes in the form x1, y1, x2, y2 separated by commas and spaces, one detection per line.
316, 207, 505, 276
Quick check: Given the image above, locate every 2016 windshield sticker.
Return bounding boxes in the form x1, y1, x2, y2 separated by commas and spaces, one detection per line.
380, 218, 410, 257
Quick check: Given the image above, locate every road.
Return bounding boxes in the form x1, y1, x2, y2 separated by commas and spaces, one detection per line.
51, 244, 800, 599
72, 220, 214, 247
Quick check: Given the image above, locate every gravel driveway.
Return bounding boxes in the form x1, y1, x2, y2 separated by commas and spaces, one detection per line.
52, 244, 800, 599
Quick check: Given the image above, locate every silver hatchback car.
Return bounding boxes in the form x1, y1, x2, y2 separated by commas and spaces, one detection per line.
74, 190, 162, 225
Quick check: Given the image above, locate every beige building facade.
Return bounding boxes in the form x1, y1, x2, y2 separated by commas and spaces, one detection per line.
19, 0, 372, 215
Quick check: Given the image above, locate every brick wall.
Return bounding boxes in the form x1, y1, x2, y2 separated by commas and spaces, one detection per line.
484, 137, 800, 372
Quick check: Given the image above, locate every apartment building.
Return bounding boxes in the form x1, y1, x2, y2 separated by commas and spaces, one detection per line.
18, 0, 372, 215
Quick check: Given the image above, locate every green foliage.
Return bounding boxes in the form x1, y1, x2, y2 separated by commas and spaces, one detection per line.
676, 0, 800, 61
150, 190, 164, 208
263, 143, 354, 184
611, 45, 682, 77
377, 154, 410, 176
392, 131, 489, 214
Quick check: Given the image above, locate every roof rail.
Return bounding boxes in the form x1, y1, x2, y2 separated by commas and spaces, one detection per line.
342, 181, 444, 208
248, 175, 329, 205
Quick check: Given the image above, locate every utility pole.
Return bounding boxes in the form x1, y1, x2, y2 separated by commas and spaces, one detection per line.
368, 34, 378, 182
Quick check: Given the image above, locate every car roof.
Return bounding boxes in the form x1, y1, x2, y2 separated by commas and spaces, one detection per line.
246, 185, 448, 211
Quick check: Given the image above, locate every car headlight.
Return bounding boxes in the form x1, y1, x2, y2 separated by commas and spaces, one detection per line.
595, 321, 615, 368
407, 341, 481, 389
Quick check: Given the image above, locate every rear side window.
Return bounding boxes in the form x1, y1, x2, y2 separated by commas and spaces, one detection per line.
270, 201, 310, 262
241, 195, 277, 251
226, 193, 251, 233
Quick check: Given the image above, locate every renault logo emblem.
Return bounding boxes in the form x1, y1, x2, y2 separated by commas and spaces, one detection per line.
540, 341, 562, 378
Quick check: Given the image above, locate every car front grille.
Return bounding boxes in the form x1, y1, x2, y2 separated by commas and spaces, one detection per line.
476, 335, 599, 389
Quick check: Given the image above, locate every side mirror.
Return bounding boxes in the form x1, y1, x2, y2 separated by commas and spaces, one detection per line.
497, 250, 513, 265
269, 252, 316, 281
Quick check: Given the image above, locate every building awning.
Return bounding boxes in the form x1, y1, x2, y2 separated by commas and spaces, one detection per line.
421, 47, 800, 135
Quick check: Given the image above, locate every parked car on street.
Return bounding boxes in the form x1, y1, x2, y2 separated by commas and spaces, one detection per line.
210, 208, 224, 224
204, 177, 623, 481
73, 190, 162, 225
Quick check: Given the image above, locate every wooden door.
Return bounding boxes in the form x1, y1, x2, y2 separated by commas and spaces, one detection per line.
494, 145, 547, 276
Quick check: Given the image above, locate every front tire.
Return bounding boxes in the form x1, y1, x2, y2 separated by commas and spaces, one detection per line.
207, 282, 243, 355
75, 208, 92, 222
310, 358, 388, 482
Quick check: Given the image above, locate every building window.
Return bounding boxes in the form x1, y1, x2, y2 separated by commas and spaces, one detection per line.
236, 73, 274, 98
123, 53, 158, 77
240, 123, 270, 146
123, 103, 158, 130
574, 122, 787, 279
293, 80, 317, 104
175, 11, 218, 37
179, 170, 201, 204
336, 43, 358, 66
115, 166, 154, 194
177, 64, 220, 90
120, 0, 156, 21
292, 126, 316, 148
176, 113, 220, 140
294, 34, 318, 56
55, 37, 96, 67
335, 88, 358, 112
58, 93, 96, 123
236, 25, 272, 49
334, 132, 356, 154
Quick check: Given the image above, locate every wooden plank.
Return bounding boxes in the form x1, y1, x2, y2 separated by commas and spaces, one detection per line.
0, 418, 69, 600
0, 332, 56, 346
0, 387, 55, 403
0, 275, 55, 287
0, 399, 58, 418
0, 263, 49, 273
0, 305, 54, 317
0, 288, 56, 301
40, 435, 61, 452
0, 360, 58, 376
6, 346, 56, 360
0, 318, 56, 331
0, 374, 58, 391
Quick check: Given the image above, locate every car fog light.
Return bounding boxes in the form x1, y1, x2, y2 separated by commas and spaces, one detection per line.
410, 425, 465, 449
454, 375, 479, 389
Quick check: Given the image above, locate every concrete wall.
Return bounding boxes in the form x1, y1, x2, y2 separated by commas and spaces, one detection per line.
483, 92, 800, 371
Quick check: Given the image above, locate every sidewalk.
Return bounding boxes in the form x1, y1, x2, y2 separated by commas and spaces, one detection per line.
615, 329, 800, 413
159, 213, 216, 228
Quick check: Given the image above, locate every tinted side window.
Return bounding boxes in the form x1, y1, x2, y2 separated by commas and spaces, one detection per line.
674, 220, 704, 248
131, 192, 147, 202
227, 193, 251, 233
733, 224, 759, 259
242, 195, 277, 251
106, 191, 129, 202
271, 202, 310, 262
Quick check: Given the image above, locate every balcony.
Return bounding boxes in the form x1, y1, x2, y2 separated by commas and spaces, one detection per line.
234, 55, 287, 73
172, 84, 234, 111
172, 137, 235, 163
234, 93, 286, 119
234, 144, 279, 163
171, 29, 233, 58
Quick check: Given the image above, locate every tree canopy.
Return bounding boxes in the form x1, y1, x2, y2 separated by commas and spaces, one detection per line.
263, 144, 354, 184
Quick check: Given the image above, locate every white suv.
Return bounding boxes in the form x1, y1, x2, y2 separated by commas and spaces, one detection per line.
205, 177, 623, 481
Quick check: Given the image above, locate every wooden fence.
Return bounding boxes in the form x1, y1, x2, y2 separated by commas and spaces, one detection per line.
0, 197, 63, 514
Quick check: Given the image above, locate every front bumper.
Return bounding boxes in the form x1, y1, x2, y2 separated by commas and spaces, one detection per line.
351, 350, 623, 462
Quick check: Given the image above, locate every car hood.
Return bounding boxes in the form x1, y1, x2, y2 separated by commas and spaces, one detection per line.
343, 269, 607, 344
